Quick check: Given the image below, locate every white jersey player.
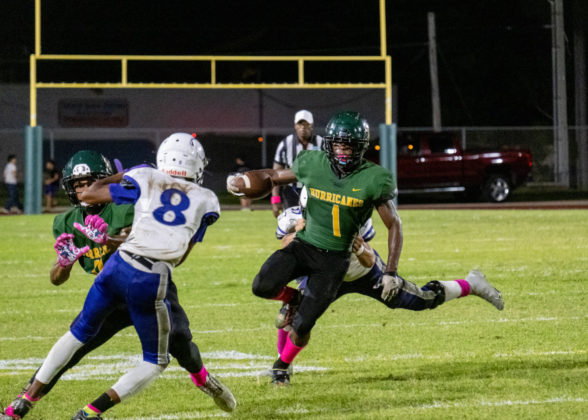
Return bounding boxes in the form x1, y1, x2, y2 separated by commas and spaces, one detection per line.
118, 167, 219, 265
13, 133, 235, 420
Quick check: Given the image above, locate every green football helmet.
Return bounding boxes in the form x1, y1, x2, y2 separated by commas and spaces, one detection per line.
324, 111, 370, 173
62, 150, 114, 207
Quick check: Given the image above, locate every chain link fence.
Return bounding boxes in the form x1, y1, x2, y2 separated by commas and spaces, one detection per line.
1, 126, 587, 196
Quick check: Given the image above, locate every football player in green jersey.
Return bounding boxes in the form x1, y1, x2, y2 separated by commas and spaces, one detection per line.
228, 111, 503, 386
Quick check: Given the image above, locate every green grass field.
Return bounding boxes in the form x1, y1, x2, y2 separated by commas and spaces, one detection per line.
0, 209, 586, 419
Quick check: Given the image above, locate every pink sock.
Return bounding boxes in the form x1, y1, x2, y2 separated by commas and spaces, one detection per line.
277, 328, 288, 355
24, 392, 40, 402
87, 404, 102, 414
456, 279, 471, 297
190, 366, 208, 387
280, 335, 305, 364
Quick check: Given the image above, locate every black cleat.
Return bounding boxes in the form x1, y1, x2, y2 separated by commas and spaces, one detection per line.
271, 368, 291, 386
1, 397, 33, 419
275, 291, 301, 330
71, 410, 103, 420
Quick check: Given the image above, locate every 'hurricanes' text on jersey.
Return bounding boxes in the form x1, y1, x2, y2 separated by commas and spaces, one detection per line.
292, 150, 396, 252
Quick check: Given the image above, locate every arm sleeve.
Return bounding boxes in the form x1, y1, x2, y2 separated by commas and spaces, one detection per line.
191, 189, 220, 243
291, 149, 309, 183
373, 169, 397, 207
191, 211, 219, 243
110, 175, 140, 205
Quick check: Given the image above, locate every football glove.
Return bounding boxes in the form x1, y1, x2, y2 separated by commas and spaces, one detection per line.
226, 173, 245, 196
54, 233, 90, 268
374, 271, 403, 302
74, 214, 109, 244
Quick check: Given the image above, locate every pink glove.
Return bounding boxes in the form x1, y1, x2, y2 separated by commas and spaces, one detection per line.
74, 214, 109, 245
54, 233, 90, 268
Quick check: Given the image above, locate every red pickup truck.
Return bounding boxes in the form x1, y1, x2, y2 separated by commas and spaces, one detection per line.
396, 132, 533, 202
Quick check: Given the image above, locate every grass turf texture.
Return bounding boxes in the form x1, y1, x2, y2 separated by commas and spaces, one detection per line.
0, 209, 586, 419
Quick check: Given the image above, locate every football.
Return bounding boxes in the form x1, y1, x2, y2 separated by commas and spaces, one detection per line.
229, 170, 273, 199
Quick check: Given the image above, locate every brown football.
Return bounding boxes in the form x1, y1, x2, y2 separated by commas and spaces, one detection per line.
233, 170, 273, 199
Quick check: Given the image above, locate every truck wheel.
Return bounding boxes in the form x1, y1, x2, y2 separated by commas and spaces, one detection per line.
484, 175, 511, 202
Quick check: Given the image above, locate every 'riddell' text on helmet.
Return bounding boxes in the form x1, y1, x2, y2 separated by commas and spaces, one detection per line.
156, 133, 209, 184
324, 111, 370, 174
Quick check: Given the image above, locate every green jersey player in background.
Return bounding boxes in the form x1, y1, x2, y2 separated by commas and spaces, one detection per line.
228, 111, 503, 386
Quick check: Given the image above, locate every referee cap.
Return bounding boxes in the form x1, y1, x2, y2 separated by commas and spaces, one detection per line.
294, 110, 313, 125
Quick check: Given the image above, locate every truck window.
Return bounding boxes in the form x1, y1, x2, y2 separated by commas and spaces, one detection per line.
429, 135, 456, 154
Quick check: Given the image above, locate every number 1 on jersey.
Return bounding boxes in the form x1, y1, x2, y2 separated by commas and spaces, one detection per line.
331, 204, 341, 237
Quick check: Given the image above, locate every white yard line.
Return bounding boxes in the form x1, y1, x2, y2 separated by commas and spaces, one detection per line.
413, 396, 586, 410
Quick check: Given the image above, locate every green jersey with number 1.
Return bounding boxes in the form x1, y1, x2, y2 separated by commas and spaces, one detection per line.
292, 150, 396, 252
52, 203, 134, 275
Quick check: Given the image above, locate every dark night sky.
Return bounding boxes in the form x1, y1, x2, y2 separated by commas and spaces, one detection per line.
0, 0, 583, 127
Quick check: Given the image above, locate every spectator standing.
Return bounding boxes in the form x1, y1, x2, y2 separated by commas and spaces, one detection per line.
3, 154, 23, 214
233, 157, 252, 211
271, 110, 323, 217
43, 159, 60, 212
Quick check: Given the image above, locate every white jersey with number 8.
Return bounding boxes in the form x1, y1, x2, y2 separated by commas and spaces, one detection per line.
119, 167, 220, 265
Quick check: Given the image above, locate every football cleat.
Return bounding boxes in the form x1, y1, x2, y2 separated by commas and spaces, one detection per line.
1, 397, 33, 419
199, 373, 236, 412
271, 368, 291, 386
466, 270, 504, 310
258, 364, 294, 378
275, 291, 301, 329
71, 410, 103, 420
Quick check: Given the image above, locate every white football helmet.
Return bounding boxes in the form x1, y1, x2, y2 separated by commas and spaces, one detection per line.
157, 132, 208, 184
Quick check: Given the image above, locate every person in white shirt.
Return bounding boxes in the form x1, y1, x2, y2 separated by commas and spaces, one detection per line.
3, 154, 23, 214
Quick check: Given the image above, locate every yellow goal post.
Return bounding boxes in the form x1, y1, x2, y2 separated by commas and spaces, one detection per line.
25, 0, 393, 214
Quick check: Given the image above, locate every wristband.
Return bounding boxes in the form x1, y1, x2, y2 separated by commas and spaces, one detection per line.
354, 244, 365, 256
271, 196, 281, 204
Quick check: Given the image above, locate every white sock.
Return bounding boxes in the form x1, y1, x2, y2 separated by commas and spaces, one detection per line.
439, 280, 462, 302
36, 331, 84, 384
111, 361, 165, 401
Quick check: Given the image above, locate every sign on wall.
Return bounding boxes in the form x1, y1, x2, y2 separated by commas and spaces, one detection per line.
58, 98, 129, 127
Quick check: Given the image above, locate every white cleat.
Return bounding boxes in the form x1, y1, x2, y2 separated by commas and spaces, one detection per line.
466, 270, 504, 310
199, 373, 237, 412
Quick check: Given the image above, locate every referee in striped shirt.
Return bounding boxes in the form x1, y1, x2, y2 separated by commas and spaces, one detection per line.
271, 110, 324, 217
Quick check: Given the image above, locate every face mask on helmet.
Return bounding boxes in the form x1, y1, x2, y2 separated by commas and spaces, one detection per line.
324, 111, 370, 174
62, 150, 114, 209
156, 132, 209, 184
